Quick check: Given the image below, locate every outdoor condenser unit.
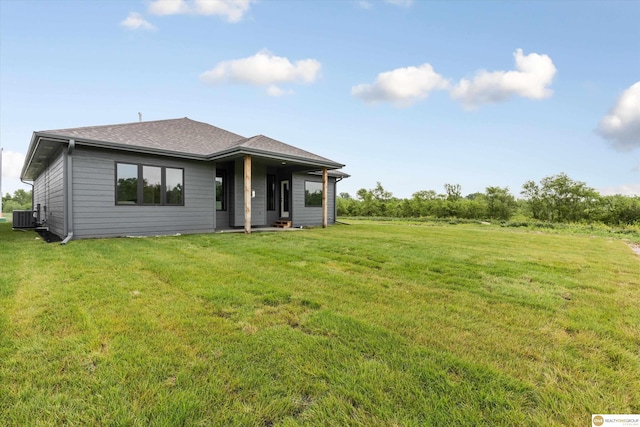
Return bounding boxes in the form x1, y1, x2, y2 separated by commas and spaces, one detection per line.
12, 210, 36, 229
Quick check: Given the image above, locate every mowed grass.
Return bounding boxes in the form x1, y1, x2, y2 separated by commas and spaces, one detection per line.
0, 221, 638, 426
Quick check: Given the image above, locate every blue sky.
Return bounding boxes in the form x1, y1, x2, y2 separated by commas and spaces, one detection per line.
1, 0, 639, 199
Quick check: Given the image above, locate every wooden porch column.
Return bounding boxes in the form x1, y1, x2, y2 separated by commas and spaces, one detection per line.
244, 154, 252, 234
322, 167, 328, 228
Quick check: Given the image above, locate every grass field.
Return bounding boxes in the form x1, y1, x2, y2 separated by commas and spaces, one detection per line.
0, 220, 638, 426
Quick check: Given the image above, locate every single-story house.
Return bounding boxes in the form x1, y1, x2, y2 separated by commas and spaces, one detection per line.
19, 117, 348, 242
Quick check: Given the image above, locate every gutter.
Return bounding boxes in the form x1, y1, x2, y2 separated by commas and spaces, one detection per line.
35, 132, 207, 161
61, 139, 75, 245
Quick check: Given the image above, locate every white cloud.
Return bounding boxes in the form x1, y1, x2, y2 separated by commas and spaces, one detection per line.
148, 0, 253, 23
596, 81, 640, 152
385, 0, 413, 6
351, 64, 450, 107
120, 12, 156, 30
266, 85, 294, 97
2, 150, 25, 181
200, 50, 321, 95
451, 49, 557, 109
358, 1, 373, 10
598, 183, 640, 196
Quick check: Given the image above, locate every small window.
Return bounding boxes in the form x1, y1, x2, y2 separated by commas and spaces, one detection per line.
305, 181, 323, 207
216, 170, 226, 211
267, 174, 276, 211
116, 163, 138, 205
115, 162, 184, 206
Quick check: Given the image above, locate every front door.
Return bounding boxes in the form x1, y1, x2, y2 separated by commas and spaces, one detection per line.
280, 180, 290, 218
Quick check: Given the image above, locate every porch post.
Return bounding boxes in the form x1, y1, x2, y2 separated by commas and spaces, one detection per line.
244, 154, 252, 234
322, 167, 328, 228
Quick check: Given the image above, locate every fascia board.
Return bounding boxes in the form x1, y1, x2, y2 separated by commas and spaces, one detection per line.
20, 132, 42, 180
208, 147, 344, 169
34, 132, 209, 161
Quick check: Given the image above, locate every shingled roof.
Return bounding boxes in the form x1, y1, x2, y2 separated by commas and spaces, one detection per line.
39, 118, 246, 156
27, 117, 343, 172
22, 117, 345, 180
225, 134, 338, 165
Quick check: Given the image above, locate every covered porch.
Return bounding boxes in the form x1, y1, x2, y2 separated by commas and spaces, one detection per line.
211, 137, 347, 233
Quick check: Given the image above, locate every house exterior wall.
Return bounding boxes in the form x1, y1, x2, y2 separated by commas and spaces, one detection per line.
231, 158, 266, 227
70, 147, 216, 239
33, 149, 65, 238
291, 172, 336, 227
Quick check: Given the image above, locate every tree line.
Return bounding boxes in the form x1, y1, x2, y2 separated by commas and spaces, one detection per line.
337, 173, 640, 226
2, 189, 32, 214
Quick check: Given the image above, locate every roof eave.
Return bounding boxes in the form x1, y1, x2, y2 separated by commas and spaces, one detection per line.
20, 133, 71, 181
35, 132, 209, 161
20, 132, 42, 181
208, 147, 344, 169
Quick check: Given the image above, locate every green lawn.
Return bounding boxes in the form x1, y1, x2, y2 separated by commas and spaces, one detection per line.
1, 221, 638, 426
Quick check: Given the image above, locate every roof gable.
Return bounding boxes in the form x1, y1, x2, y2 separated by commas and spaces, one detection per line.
229, 135, 338, 165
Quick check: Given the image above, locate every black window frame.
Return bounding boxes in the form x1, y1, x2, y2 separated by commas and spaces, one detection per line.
115, 162, 184, 206
304, 180, 323, 207
267, 174, 276, 211
216, 170, 227, 211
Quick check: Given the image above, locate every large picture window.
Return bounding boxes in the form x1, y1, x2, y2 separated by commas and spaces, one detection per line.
116, 162, 183, 206
304, 181, 323, 207
116, 163, 138, 204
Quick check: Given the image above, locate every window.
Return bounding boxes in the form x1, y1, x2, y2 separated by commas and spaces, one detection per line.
216, 170, 226, 211
143, 166, 162, 204
165, 168, 184, 205
116, 163, 138, 204
267, 174, 276, 211
304, 181, 323, 207
116, 162, 183, 206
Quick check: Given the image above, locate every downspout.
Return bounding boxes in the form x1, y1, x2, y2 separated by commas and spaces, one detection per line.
20, 179, 34, 211
61, 139, 75, 244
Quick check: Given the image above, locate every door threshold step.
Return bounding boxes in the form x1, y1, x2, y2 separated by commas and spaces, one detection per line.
273, 220, 292, 228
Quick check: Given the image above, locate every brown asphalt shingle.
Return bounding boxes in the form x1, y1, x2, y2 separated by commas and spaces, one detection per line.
39, 117, 342, 167
41, 117, 246, 156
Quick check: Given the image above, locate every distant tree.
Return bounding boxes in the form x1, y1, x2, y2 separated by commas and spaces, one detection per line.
465, 192, 485, 201
485, 186, 517, 220
412, 190, 437, 201
444, 183, 462, 202
2, 189, 32, 214
521, 173, 600, 222
599, 195, 640, 225
371, 182, 392, 201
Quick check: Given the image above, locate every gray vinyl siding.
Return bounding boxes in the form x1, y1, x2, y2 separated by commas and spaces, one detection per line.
33, 149, 65, 238
291, 173, 336, 227
231, 158, 266, 227
70, 147, 215, 239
